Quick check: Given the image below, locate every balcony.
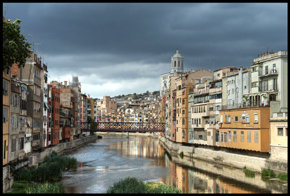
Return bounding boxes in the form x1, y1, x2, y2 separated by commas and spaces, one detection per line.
259, 69, 278, 78
193, 89, 209, 96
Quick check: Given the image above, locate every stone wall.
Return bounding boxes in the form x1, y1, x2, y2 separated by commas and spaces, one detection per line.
29, 135, 97, 166
159, 136, 287, 173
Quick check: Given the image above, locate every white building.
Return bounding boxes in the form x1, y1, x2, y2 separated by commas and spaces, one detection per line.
160, 50, 184, 97
42, 65, 49, 147
226, 67, 250, 108
248, 51, 288, 112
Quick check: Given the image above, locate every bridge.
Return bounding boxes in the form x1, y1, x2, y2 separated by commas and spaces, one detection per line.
80, 122, 165, 133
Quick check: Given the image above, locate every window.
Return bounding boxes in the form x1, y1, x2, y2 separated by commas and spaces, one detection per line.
241, 131, 244, 142
235, 116, 238, 122
220, 115, 223, 123
224, 132, 227, 142
33, 133, 40, 140
12, 114, 18, 129
19, 137, 24, 150
3, 107, 8, 123
12, 138, 16, 152
4, 140, 7, 159
216, 132, 219, 142
228, 131, 231, 141
221, 133, 223, 142
3, 80, 8, 96
198, 135, 203, 140
233, 131, 237, 142
265, 66, 268, 74
182, 118, 185, 125
182, 109, 185, 114
247, 131, 251, 143
182, 129, 185, 138
246, 114, 249, 123
182, 99, 185, 105
273, 78, 277, 90
273, 64, 276, 71
254, 131, 259, 143
228, 115, 231, 123
225, 115, 227, 122
278, 128, 283, 136
263, 80, 268, 91
254, 114, 258, 123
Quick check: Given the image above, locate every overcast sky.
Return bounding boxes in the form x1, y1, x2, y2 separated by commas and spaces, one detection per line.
3, 3, 287, 99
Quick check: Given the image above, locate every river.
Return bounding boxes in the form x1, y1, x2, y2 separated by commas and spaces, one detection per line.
61, 135, 286, 193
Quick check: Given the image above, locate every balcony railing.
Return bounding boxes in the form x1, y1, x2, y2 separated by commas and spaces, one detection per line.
259, 69, 278, 78
193, 89, 209, 95
220, 103, 269, 110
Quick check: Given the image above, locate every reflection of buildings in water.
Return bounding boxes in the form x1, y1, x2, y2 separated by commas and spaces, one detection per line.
176, 165, 188, 193
215, 179, 256, 194
106, 137, 165, 160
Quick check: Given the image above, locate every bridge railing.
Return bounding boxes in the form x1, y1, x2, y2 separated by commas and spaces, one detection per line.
80, 121, 165, 132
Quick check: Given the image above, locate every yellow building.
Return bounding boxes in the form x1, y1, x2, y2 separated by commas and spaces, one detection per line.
269, 112, 288, 162
219, 106, 270, 152
3, 68, 10, 165
175, 78, 192, 143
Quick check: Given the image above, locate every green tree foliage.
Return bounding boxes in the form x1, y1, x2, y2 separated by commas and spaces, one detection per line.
3, 19, 31, 70
107, 177, 182, 193
14, 152, 77, 183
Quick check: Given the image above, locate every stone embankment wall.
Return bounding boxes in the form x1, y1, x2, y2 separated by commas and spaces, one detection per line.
158, 136, 288, 193
159, 136, 287, 173
31, 135, 97, 166
3, 135, 97, 193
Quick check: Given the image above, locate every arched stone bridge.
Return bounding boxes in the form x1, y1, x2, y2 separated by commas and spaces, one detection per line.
80, 122, 165, 133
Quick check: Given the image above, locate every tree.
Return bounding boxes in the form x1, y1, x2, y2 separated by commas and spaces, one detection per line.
3, 19, 31, 70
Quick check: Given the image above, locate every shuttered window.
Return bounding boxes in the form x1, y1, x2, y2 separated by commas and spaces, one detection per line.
19, 138, 24, 150
254, 131, 259, 143
3, 80, 8, 96
241, 131, 244, 142
233, 131, 237, 142
3, 107, 8, 123
247, 131, 251, 143
12, 138, 16, 152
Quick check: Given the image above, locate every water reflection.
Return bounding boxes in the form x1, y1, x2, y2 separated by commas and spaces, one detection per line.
62, 136, 285, 193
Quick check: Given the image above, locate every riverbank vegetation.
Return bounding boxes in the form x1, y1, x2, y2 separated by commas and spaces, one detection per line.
9, 151, 77, 193
107, 177, 182, 193
261, 169, 288, 182
243, 166, 255, 178
7, 181, 64, 194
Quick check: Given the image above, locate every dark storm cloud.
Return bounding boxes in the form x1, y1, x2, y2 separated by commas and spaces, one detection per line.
4, 3, 287, 98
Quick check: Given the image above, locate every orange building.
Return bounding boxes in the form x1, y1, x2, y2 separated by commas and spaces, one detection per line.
175, 78, 193, 143
50, 85, 60, 145
219, 106, 270, 152
3, 68, 10, 165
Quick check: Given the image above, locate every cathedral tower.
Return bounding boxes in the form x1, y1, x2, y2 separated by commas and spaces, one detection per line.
171, 50, 184, 74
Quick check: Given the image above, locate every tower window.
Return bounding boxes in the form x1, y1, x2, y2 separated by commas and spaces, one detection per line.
174, 61, 176, 67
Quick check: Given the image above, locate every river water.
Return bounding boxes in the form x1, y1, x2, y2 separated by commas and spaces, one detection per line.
61, 135, 286, 193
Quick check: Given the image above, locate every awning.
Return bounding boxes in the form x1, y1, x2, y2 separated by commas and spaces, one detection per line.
21, 84, 27, 91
